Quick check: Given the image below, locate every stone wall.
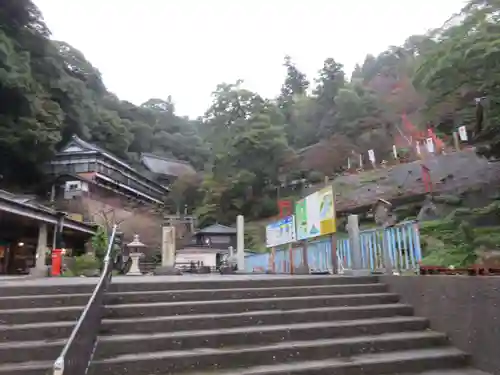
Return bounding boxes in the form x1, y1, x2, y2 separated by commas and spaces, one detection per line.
81, 196, 162, 252
58, 187, 193, 255
381, 275, 500, 374
57, 187, 163, 253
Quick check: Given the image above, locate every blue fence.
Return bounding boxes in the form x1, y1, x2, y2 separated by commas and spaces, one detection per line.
245, 221, 422, 274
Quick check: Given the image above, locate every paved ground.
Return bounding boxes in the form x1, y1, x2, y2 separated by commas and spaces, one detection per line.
0, 274, 342, 287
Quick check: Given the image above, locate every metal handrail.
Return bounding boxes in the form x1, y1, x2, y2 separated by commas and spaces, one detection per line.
52, 224, 118, 375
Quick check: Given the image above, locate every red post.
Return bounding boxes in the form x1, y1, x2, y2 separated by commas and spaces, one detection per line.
278, 200, 292, 218
420, 164, 432, 193
51, 249, 63, 276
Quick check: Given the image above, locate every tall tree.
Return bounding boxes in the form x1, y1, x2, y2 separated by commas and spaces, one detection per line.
313, 57, 346, 137
277, 56, 313, 148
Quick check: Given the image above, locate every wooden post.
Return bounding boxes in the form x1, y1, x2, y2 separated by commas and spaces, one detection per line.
326, 175, 338, 274
236, 215, 245, 272
302, 240, 309, 272
453, 131, 460, 151
271, 247, 276, 273
330, 233, 338, 274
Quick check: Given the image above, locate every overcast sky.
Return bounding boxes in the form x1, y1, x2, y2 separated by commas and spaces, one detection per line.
34, 0, 466, 118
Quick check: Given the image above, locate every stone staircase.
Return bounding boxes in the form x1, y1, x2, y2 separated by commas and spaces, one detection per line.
85, 276, 485, 375
0, 281, 95, 375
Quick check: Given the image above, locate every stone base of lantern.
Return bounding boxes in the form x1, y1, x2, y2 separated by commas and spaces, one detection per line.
126, 252, 144, 276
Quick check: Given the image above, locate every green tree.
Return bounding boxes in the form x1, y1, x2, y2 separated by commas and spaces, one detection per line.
313, 57, 346, 137
413, 0, 500, 157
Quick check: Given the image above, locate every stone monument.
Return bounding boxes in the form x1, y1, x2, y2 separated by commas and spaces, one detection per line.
154, 225, 182, 275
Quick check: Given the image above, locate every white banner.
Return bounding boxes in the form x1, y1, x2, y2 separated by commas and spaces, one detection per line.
426, 138, 434, 153
368, 149, 375, 163
266, 215, 296, 248
458, 126, 468, 141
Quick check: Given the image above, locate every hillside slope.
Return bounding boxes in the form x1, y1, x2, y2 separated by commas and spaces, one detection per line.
305, 150, 500, 211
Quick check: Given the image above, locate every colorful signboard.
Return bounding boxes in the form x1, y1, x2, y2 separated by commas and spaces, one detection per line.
296, 186, 336, 240
265, 215, 296, 248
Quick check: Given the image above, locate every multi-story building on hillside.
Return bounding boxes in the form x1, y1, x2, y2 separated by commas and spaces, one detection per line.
45, 136, 169, 207
43, 136, 196, 250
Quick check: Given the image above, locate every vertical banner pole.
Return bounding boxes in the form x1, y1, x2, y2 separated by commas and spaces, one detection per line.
326, 177, 338, 274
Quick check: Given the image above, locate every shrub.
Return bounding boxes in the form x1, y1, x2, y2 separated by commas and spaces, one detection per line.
308, 171, 324, 184
68, 253, 100, 277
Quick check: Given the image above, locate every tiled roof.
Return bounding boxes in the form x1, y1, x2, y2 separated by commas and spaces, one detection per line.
61, 135, 134, 172
57, 136, 168, 192
196, 224, 237, 234
140, 153, 195, 177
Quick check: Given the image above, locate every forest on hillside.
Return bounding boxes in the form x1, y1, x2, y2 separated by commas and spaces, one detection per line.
1, 0, 500, 227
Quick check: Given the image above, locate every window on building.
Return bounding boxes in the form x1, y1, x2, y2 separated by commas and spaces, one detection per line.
211, 236, 230, 244
73, 163, 89, 173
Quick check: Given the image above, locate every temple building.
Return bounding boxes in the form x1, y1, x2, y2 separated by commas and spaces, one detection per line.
45, 135, 169, 210
175, 224, 237, 270
43, 136, 194, 251
0, 189, 96, 275
140, 153, 196, 186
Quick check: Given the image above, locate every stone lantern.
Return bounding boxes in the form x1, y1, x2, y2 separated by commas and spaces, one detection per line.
126, 234, 146, 276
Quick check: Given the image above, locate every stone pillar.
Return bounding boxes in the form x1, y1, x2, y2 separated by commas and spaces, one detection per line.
36, 223, 48, 270
236, 215, 245, 272
30, 223, 48, 277
347, 214, 370, 276
162, 226, 176, 267
154, 226, 181, 275
382, 226, 394, 274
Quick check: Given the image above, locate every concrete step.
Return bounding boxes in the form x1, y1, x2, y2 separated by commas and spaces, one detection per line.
0, 282, 92, 374
405, 370, 492, 375
0, 336, 65, 363
0, 305, 83, 325
0, 282, 95, 297
106, 283, 388, 305
0, 350, 475, 375
0, 359, 51, 375
89, 331, 449, 374
0, 292, 91, 309
107, 276, 379, 293
95, 316, 429, 359
100, 303, 414, 335
177, 348, 469, 375
0, 320, 75, 342
105, 293, 400, 318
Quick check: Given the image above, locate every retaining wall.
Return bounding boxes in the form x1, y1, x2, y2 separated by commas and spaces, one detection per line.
381, 275, 500, 374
